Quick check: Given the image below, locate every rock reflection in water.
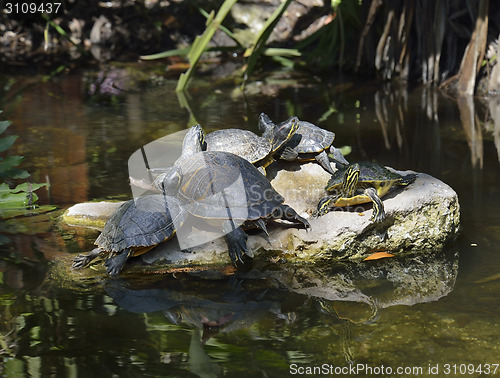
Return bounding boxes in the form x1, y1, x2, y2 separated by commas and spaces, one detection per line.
267, 249, 458, 309
103, 249, 457, 365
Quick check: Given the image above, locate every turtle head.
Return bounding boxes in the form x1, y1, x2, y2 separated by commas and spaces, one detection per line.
153, 166, 182, 195
267, 116, 299, 150
341, 163, 360, 197
182, 124, 207, 157
258, 112, 274, 133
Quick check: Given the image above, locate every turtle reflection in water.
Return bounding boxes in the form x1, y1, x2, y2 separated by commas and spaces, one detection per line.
315, 162, 417, 222
155, 124, 311, 266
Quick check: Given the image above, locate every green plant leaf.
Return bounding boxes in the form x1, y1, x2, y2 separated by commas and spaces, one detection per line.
270, 55, 295, 68
242, 0, 293, 88
0, 120, 11, 134
4, 168, 30, 179
0, 155, 24, 173
140, 47, 190, 60
198, 7, 240, 45
11, 182, 47, 193
0, 135, 18, 152
176, 0, 238, 92
1, 204, 57, 222
263, 48, 301, 57
318, 105, 338, 122
0, 191, 36, 208
0, 183, 10, 193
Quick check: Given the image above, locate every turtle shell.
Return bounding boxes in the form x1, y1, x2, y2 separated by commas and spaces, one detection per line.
96, 193, 184, 255
173, 151, 284, 221
287, 121, 335, 154
326, 161, 406, 191
205, 129, 272, 165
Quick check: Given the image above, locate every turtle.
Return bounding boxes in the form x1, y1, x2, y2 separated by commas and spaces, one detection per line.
315, 162, 417, 222
155, 124, 311, 265
205, 115, 299, 174
258, 113, 349, 174
72, 192, 185, 275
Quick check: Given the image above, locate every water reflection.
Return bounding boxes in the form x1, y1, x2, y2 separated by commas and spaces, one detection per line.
487, 96, 500, 163
1, 69, 499, 375
104, 274, 288, 340
370, 81, 500, 172
457, 95, 483, 169
97, 249, 458, 368
1, 74, 89, 204
267, 249, 458, 308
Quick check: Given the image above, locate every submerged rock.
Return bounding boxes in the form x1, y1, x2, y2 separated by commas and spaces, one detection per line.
63, 162, 460, 270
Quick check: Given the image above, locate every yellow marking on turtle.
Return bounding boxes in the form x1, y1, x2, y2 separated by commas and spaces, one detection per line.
334, 182, 394, 207
181, 165, 205, 193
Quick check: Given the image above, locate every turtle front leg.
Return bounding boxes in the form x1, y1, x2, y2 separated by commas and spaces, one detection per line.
72, 248, 104, 269
105, 249, 133, 276
222, 220, 249, 266
364, 187, 386, 222
257, 166, 267, 176
276, 204, 311, 229
279, 146, 299, 161
314, 195, 338, 217
315, 150, 336, 175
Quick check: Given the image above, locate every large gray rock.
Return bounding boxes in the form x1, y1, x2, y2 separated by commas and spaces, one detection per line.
63, 162, 460, 269
262, 163, 461, 263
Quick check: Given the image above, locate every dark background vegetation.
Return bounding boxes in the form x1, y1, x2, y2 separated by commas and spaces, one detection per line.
1, 0, 499, 95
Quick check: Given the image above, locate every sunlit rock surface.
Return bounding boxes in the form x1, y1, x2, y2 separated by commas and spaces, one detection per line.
63, 162, 460, 270
265, 163, 461, 263
63, 201, 123, 229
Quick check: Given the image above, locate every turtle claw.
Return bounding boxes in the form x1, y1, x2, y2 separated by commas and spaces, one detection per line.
223, 223, 249, 266
315, 150, 336, 175
253, 219, 271, 245
72, 255, 90, 269
254, 218, 269, 236
104, 250, 132, 276
72, 248, 102, 269
364, 187, 385, 223
369, 207, 386, 223
278, 204, 311, 230
280, 146, 298, 161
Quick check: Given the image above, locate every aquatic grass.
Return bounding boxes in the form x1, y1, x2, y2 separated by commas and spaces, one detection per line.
42, 15, 86, 56
241, 0, 293, 88
141, 0, 300, 91
175, 0, 238, 92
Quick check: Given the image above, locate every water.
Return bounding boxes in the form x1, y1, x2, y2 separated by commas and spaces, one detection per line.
1, 67, 500, 377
